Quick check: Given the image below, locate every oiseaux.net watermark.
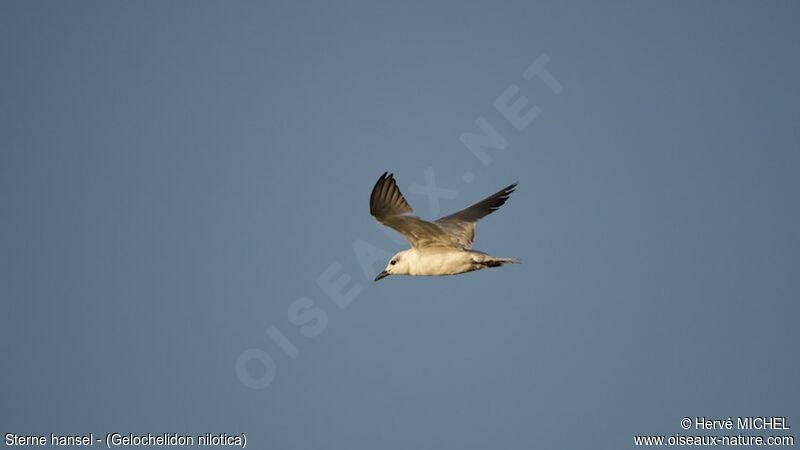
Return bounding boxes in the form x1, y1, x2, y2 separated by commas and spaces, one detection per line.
234, 53, 563, 390
634, 416, 795, 446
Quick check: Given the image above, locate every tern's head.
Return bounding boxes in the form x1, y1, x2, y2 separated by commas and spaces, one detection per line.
374, 250, 411, 281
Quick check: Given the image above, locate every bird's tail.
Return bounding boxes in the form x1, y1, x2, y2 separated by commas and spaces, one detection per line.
483, 256, 521, 267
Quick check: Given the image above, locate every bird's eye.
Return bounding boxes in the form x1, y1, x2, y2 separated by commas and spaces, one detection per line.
390, 260, 396, 265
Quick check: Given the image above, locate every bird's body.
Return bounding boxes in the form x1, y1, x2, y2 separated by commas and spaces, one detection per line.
369, 172, 519, 281
396, 247, 519, 277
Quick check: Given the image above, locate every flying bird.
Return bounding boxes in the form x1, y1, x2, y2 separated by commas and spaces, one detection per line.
370, 172, 519, 281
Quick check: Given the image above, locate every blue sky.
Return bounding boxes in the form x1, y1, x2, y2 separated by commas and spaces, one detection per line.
2, 1, 798, 449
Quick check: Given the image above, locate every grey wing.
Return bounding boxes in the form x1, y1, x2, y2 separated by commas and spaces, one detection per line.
435, 183, 517, 248
369, 172, 454, 248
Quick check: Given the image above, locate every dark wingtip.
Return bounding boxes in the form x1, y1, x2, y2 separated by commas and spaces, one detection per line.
494, 182, 517, 209
370, 173, 389, 212
503, 182, 518, 198
371, 172, 399, 216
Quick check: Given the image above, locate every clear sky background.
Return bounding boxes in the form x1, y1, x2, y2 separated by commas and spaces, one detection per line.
1, 1, 798, 449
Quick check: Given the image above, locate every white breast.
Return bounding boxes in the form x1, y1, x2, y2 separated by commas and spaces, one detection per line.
408, 248, 478, 276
